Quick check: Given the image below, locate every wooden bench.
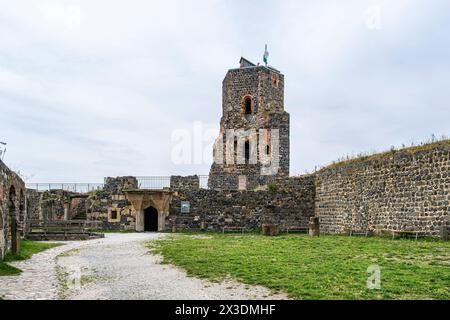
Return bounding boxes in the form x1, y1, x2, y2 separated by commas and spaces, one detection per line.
285, 226, 308, 234
387, 230, 427, 240
222, 226, 247, 233
348, 230, 371, 237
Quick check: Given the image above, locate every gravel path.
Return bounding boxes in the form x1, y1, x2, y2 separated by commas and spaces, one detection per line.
0, 239, 102, 300
1, 233, 287, 300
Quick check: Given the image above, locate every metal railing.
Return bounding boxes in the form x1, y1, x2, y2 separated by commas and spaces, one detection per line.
136, 175, 209, 190
26, 183, 104, 193
27, 175, 210, 192
136, 176, 170, 189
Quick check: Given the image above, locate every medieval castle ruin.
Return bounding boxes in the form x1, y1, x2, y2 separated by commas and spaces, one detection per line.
1, 58, 449, 259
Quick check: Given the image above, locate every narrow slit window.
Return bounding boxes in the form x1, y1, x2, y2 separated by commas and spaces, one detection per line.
245, 140, 250, 162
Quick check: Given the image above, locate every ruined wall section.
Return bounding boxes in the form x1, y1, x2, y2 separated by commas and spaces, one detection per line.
86, 177, 137, 230
316, 142, 450, 235
168, 175, 315, 231
26, 189, 41, 220
0, 159, 26, 260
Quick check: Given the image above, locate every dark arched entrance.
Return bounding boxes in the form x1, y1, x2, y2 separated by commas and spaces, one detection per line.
144, 206, 158, 231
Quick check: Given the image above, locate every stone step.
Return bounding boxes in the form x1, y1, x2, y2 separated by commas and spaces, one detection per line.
26, 232, 104, 241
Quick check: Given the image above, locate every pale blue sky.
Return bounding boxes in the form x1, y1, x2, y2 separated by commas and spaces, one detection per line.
0, 0, 449, 182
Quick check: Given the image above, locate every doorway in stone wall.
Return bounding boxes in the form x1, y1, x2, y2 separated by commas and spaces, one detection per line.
144, 206, 158, 232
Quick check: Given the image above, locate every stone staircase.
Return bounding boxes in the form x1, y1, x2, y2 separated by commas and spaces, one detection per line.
26, 220, 104, 241
72, 212, 87, 220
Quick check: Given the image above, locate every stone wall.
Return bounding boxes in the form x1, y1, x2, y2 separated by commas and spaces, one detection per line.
26, 189, 41, 220
167, 175, 315, 231
0, 159, 26, 260
39, 190, 70, 220
103, 176, 138, 194
85, 177, 136, 230
170, 175, 199, 191
315, 141, 450, 235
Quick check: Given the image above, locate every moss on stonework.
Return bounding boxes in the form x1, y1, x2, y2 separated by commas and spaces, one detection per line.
88, 189, 106, 200
267, 183, 278, 193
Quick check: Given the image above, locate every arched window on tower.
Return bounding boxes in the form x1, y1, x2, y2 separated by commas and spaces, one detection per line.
244, 97, 252, 115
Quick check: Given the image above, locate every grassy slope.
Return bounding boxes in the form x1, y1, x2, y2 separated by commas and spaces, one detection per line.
151, 233, 450, 300
324, 138, 450, 170
0, 240, 62, 276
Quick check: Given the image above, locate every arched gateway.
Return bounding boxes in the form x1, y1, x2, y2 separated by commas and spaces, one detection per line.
124, 189, 172, 232
144, 206, 158, 231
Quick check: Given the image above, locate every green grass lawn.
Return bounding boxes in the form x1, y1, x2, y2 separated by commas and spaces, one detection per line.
150, 233, 450, 300
0, 239, 62, 276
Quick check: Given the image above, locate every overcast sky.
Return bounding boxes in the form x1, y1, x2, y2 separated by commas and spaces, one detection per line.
1, 0, 449, 183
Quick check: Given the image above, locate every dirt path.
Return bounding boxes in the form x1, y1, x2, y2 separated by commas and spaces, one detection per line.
1, 233, 287, 300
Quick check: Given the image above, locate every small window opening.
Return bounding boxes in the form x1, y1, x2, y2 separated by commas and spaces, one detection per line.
111, 209, 118, 220
245, 140, 250, 163
244, 97, 252, 115
266, 145, 270, 155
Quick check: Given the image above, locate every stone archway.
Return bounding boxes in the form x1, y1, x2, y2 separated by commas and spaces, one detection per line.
124, 190, 172, 232
144, 206, 158, 231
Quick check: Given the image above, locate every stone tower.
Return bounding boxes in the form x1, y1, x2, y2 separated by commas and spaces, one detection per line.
208, 57, 290, 190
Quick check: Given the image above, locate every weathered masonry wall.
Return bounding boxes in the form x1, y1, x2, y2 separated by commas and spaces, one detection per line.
167, 175, 315, 231
26, 177, 138, 231
0, 159, 26, 260
315, 142, 450, 235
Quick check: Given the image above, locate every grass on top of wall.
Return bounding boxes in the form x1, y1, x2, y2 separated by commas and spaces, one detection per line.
149, 233, 450, 300
322, 138, 450, 170
0, 240, 62, 276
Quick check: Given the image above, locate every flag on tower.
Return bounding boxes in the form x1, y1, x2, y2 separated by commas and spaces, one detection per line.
263, 44, 269, 66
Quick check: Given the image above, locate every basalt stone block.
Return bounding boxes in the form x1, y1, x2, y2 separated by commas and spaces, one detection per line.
440, 225, 449, 241
262, 224, 279, 236
309, 217, 320, 237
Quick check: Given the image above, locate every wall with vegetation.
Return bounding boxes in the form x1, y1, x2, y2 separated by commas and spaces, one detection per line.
315, 140, 450, 235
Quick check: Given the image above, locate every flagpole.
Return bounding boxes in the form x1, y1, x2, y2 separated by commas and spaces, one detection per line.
263, 44, 269, 67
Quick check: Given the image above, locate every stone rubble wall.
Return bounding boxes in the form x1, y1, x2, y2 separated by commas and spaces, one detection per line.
168, 175, 315, 231
170, 175, 199, 191
26, 189, 41, 220
315, 142, 450, 235
77, 177, 136, 230
103, 176, 138, 194
25, 177, 137, 231
0, 159, 26, 260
